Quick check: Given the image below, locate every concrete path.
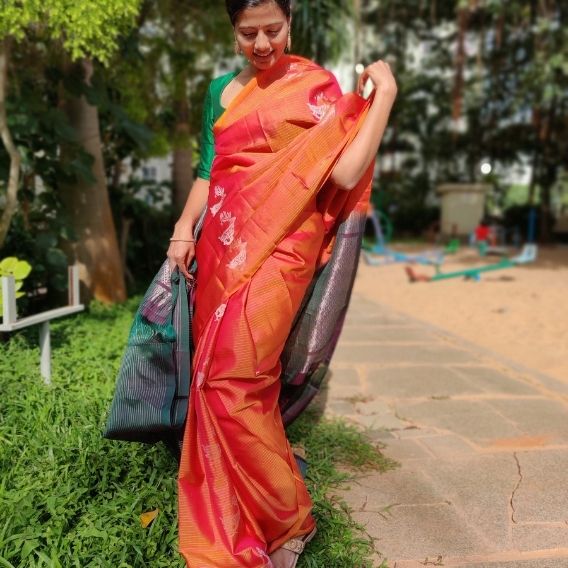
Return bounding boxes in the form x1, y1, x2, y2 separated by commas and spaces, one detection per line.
319, 292, 568, 568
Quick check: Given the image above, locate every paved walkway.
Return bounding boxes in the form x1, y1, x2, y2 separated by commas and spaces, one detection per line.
319, 292, 568, 568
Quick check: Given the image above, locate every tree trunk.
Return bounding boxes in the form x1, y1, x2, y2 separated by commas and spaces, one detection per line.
59, 58, 127, 303
0, 38, 21, 249
171, 14, 193, 220
119, 215, 135, 287
452, 7, 469, 123
172, 109, 193, 219
538, 162, 556, 243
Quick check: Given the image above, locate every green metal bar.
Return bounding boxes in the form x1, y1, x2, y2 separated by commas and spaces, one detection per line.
431, 260, 514, 281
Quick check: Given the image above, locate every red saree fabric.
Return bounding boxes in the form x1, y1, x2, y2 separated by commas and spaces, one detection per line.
178, 54, 375, 567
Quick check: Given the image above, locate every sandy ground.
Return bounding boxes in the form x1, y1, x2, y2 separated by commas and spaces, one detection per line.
353, 243, 568, 384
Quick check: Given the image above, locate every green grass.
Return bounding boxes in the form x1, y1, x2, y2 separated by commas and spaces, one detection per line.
0, 299, 397, 568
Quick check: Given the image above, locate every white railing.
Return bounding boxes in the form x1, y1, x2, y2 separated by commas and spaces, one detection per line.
1, 265, 85, 384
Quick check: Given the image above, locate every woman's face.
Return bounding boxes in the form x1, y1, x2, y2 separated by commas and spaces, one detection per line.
234, 1, 290, 71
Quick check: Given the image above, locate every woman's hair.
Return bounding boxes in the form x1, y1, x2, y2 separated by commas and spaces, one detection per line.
225, 0, 291, 27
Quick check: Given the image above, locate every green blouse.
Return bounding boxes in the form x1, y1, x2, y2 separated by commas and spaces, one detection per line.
196, 70, 241, 181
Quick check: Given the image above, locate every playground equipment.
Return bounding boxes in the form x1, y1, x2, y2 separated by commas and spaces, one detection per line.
444, 239, 461, 255
405, 243, 538, 283
362, 209, 444, 266
477, 241, 510, 257
471, 223, 522, 257
473, 208, 537, 259
511, 243, 538, 264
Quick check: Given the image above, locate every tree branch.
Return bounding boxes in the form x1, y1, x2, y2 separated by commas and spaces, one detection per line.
0, 37, 21, 249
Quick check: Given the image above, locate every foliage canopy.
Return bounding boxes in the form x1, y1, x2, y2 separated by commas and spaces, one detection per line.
0, 0, 141, 63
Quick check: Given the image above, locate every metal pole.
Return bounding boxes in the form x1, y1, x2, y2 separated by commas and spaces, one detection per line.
39, 321, 51, 385
68, 265, 81, 306
1, 275, 17, 325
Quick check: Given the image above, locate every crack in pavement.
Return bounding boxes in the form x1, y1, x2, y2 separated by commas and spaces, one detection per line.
510, 451, 523, 524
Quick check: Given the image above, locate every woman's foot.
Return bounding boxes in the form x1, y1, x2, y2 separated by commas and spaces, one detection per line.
268, 526, 317, 568
268, 547, 297, 568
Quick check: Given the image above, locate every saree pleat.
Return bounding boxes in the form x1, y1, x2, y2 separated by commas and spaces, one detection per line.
179, 204, 323, 566
178, 54, 375, 566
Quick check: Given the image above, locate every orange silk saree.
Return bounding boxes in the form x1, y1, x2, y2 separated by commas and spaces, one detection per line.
178, 54, 375, 567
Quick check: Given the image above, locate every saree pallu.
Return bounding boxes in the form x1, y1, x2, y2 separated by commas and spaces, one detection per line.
178, 54, 375, 567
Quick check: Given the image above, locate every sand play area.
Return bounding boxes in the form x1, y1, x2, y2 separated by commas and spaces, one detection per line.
353, 244, 568, 385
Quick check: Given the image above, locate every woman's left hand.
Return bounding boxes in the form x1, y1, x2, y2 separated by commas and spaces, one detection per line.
357, 59, 397, 101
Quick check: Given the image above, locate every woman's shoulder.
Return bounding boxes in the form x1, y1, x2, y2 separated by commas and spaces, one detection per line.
286, 55, 341, 96
286, 55, 338, 84
287, 55, 331, 74
210, 69, 240, 90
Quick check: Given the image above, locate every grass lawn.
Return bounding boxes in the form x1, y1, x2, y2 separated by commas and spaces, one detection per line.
0, 298, 397, 567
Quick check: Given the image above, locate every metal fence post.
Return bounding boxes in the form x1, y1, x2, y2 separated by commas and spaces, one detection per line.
68, 265, 81, 306
39, 321, 51, 385
1, 275, 17, 325
2, 267, 83, 385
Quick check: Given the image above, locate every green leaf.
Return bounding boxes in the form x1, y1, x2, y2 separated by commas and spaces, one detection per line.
12, 260, 32, 280
50, 272, 68, 292
0, 257, 18, 274
46, 248, 68, 270
37, 233, 58, 251
21, 538, 40, 559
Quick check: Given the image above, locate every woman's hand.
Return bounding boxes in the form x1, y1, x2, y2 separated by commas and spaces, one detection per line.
357, 59, 397, 100
330, 59, 397, 190
167, 239, 195, 282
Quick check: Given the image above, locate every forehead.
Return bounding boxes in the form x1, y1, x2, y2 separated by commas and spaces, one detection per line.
237, 2, 287, 28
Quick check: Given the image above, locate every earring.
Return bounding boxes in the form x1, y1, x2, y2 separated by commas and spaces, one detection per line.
285, 31, 292, 53
234, 39, 242, 55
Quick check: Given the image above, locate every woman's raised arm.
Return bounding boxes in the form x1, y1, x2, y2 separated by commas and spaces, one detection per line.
329, 60, 397, 191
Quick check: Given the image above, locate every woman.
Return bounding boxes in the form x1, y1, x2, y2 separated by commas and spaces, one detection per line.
168, 1, 397, 566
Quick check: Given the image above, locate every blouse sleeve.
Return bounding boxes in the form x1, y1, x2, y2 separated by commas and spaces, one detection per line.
196, 82, 215, 181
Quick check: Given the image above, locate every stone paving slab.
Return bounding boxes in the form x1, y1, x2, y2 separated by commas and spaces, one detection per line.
365, 366, 484, 397
417, 434, 477, 458
333, 343, 479, 365
366, 437, 433, 461
341, 325, 441, 343
351, 504, 487, 559
342, 466, 448, 507
484, 399, 568, 442
512, 450, 568, 524
452, 366, 541, 396
323, 292, 568, 567
392, 398, 525, 442
418, 454, 517, 553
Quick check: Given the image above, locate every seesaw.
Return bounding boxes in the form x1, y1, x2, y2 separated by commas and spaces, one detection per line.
364, 248, 444, 266
477, 240, 510, 257
511, 243, 538, 264
363, 209, 444, 266
405, 244, 538, 283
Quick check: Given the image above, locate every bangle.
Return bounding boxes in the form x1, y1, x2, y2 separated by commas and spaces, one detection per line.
170, 238, 195, 242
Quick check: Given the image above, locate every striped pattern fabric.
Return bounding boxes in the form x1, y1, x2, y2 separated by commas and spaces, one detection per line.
103, 262, 192, 443
279, 209, 368, 425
